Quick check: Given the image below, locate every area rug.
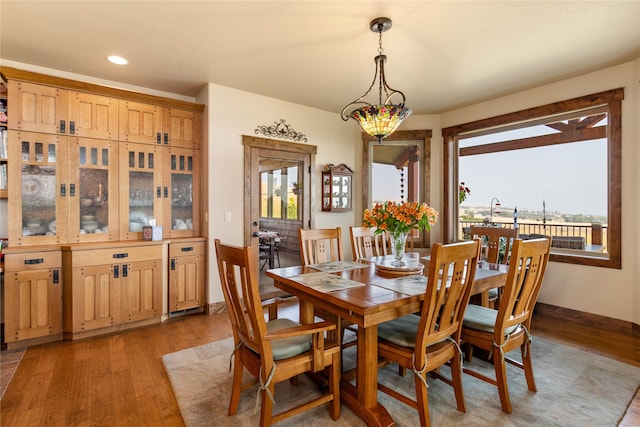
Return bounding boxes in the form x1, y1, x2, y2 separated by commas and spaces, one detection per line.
162, 336, 639, 426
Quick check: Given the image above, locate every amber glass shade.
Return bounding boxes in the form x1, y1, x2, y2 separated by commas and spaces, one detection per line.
349, 104, 412, 141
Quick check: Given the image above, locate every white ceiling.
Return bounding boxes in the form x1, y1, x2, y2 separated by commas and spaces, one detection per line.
1, 1, 639, 114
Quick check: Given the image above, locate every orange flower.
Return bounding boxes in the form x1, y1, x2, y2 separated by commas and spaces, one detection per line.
361, 201, 438, 234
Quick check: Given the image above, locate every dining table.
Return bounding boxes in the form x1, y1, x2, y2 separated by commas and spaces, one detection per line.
266, 255, 509, 427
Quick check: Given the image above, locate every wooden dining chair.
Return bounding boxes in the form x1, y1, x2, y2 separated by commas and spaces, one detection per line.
214, 239, 341, 425
298, 227, 343, 265
349, 226, 391, 260
461, 237, 551, 414
469, 226, 518, 307
298, 227, 358, 366
376, 239, 481, 427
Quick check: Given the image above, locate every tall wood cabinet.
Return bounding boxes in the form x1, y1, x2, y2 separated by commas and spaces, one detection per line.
1, 67, 206, 347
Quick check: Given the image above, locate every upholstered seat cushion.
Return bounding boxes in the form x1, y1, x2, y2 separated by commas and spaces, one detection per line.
266, 318, 312, 360
378, 314, 449, 349
463, 304, 518, 335
378, 314, 421, 347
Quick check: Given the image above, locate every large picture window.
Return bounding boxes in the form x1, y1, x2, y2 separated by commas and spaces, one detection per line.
442, 89, 622, 268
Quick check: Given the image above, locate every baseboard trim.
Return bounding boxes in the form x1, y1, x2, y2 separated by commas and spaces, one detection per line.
206, 301, 227, 315
536, 302, 639, 338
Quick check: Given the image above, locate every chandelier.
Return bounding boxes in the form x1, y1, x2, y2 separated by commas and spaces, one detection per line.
341, 17, 412, 142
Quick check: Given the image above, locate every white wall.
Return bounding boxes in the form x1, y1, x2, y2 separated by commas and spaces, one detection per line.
201, 83, 361, 304
438, 60, 640, 325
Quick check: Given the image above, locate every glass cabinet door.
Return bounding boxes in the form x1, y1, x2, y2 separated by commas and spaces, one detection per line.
119, 143, 162, 240
8, 131, 68, 245
68, 138, 118, 242
163, 147, 200, 237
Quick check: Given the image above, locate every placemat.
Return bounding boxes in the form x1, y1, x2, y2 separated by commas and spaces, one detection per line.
372, 274, 427, 295
307, 260, 370, 273
290, 271, 366, 293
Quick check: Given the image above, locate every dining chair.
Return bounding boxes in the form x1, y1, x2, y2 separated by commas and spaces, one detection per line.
214, 239, 341, 425
298, 227, 357, 367
349, 226, 391, 260
376, 239, 481, 427
461, 237, 551, 414
469, 225, 518, 307
298, 227, 343, 265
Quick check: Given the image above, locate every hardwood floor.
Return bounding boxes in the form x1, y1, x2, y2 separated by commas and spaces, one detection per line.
1, 301, 638, 426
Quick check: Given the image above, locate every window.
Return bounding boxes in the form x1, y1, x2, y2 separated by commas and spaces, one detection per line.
442, 89, 622, 268
260, 162, 301, 220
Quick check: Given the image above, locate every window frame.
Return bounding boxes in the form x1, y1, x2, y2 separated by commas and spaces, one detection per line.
362, 130, 433, 248
442, 88, 623, 269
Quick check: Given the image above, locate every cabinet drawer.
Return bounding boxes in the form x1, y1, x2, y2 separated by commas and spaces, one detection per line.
66, 245, 163, 267
5, 250, 62, 270
169, 241, 204, 257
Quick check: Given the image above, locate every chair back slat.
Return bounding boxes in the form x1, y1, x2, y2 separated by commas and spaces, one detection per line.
415, 239, 481, 354
215, 240, 273, 361
470, 226, 518, 264
350, 226, 392, 259
495, 238, 551, 340
299, 227, 343, 265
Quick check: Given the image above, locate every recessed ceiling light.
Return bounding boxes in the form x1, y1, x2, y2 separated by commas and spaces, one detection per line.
107, 55, 128, 65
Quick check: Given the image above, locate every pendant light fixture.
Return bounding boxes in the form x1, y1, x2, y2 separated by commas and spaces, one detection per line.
341, 17, 412, 142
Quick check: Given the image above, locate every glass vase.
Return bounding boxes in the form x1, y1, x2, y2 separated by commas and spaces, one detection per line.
390, 231, 409, 266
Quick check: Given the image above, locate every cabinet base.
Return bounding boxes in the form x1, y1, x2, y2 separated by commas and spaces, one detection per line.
169, 306, 204, 318
5, 333, 63, 351
63, 317, 161, 341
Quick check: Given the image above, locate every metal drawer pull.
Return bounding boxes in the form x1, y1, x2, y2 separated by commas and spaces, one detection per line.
24, 258, 44, 265
113, 253, 129, 259
70, 121, 75, 135
170, 259, 176, 270
60, 120, 66, 134
181, 247, 194, 252
53, 270, 60, 284
114, 265, 119, 278
123, 264, 128, 277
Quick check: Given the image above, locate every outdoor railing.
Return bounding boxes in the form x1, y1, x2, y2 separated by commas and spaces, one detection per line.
459, 220, 607, 250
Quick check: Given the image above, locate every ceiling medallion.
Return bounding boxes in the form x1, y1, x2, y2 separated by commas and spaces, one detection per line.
255, 119, 308, 143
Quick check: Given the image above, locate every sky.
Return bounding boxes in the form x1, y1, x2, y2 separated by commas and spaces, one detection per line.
371, 126, 608, 218
459, 126, 608, 217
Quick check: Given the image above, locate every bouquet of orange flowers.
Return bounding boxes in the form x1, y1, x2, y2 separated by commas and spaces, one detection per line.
363, 201, 439, 234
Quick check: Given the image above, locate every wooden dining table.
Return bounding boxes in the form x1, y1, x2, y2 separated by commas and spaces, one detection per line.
266, 256, 509, 427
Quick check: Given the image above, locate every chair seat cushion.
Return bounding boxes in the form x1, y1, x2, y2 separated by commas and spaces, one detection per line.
266, 318, 312, 360
378, 314, 451, 349
378, 314, 421, 347
463, 304, 518, 335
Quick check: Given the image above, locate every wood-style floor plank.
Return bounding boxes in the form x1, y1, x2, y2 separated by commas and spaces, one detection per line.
0, 304, 638, 426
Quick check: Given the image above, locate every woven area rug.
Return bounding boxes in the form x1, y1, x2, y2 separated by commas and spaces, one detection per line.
162, 336, 639, 426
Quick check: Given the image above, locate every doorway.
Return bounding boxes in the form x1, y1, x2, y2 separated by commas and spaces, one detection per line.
243, 136, 316, 297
